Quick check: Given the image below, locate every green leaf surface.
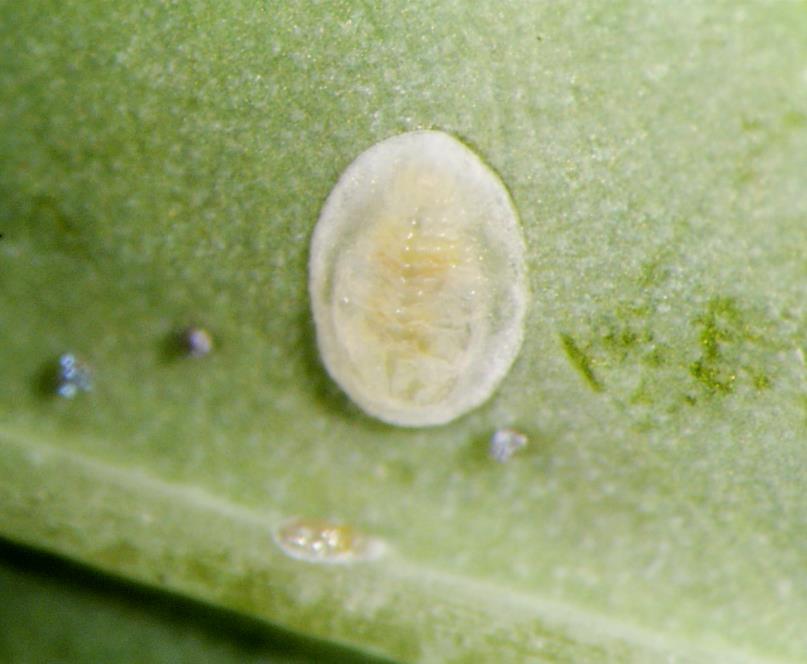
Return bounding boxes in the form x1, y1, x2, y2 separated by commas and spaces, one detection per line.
1, 1, 806, 662
0, 539, 394, 664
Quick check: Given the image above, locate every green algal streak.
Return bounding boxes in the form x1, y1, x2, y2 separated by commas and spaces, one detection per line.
688, 296, 771, 396
560, 333, 603, 392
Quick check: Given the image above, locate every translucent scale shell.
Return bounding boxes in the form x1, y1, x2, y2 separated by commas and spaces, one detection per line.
309, 130, 527, 427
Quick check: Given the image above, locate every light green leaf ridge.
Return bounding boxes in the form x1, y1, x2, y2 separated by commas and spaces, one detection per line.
0, 430, 777, 663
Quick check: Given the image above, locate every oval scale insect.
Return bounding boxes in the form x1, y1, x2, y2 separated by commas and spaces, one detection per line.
309, 130, 528, 427
273, 517, 385, 564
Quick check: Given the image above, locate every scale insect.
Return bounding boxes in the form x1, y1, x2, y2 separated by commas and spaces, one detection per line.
309, 130, 528, 427
273, 517, 385, 564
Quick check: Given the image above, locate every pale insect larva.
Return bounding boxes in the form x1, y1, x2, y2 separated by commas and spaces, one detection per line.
273, 517, 385, 564
309, 130, 528, 427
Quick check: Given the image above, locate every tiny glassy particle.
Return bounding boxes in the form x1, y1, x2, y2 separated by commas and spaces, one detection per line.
273, 517, 385, 564
56, 353, 93, 398
181, 326, 214, 358
489, 427, 528, 463
309, 130, 528, 427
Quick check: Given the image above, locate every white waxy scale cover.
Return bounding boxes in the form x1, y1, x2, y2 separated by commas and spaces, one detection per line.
309, 130, 527, 427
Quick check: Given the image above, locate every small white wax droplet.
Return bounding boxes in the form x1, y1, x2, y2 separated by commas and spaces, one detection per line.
489, 427, 528, 462
56, 353, 93, 398
182, 327, 214, 358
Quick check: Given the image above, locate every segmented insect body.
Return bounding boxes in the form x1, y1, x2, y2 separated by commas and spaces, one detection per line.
310, 131, 527, 426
